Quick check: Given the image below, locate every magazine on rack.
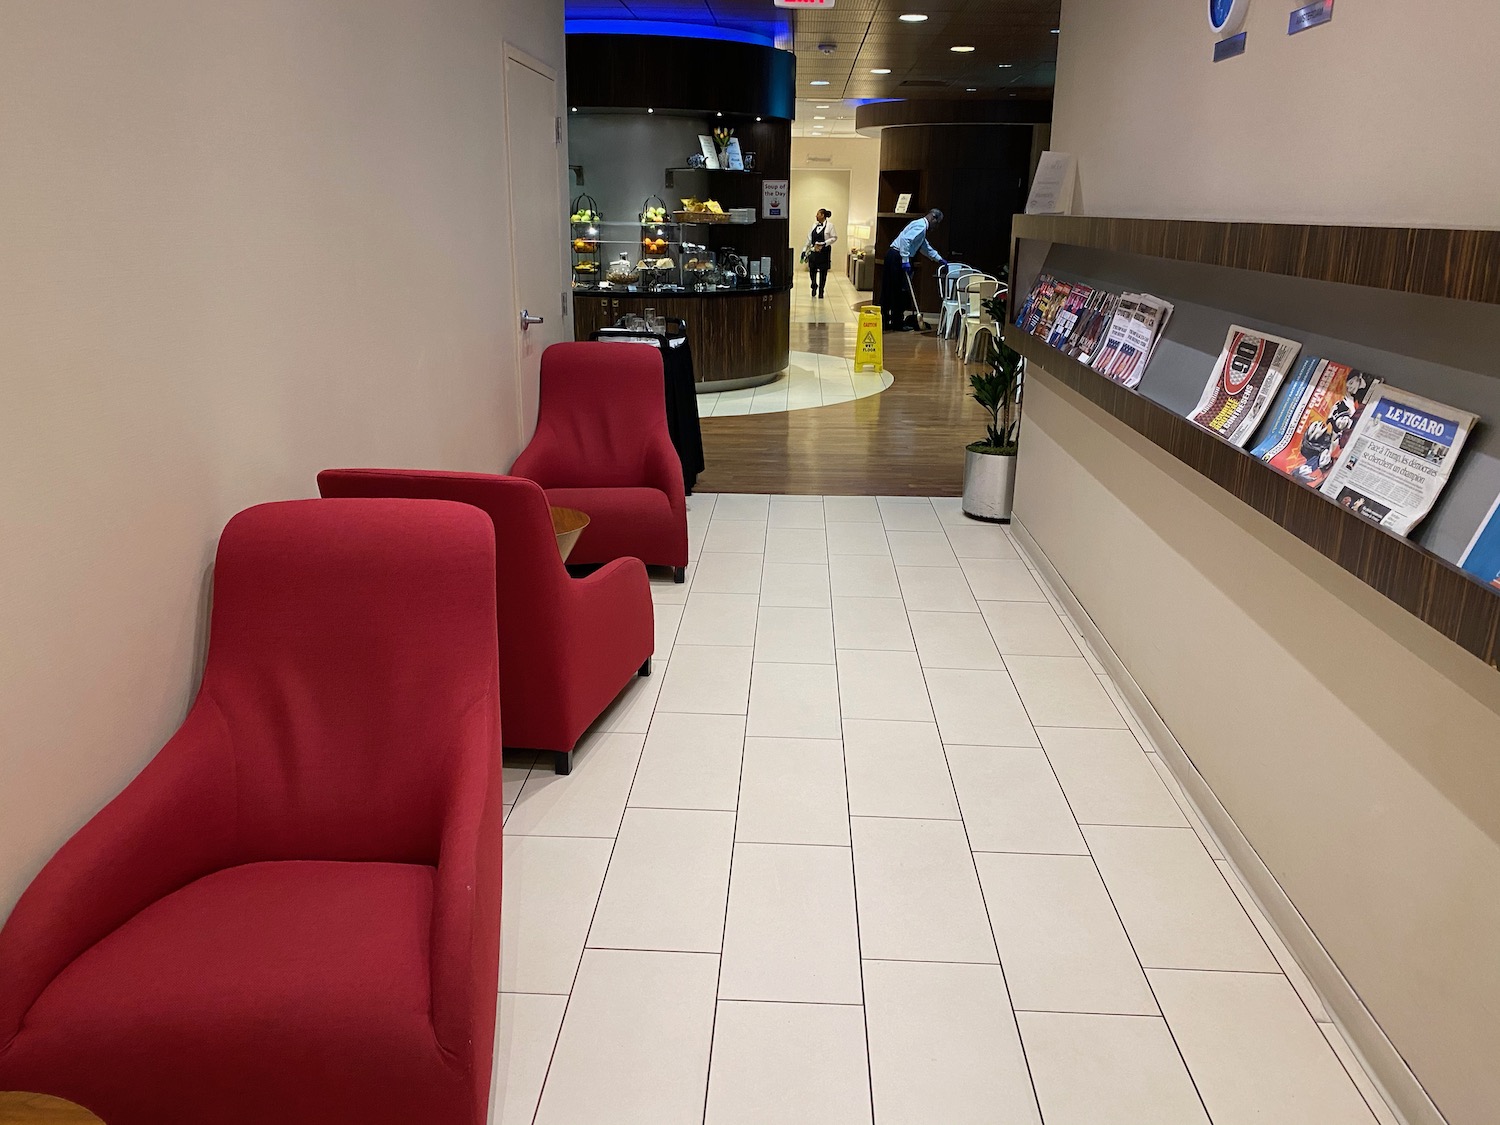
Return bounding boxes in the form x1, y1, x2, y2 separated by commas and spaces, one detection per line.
1092, 294, 1174, 389
1319, 385, 1478, 536
1249, 357, 1379, 489
1460, 495, 1500, 589
1188, 326, 1303, 447
1046, 283, 1095, 348
1016, 274, 1056, 334
1070, 291, 1121, 365
1030, 279, 1072, 339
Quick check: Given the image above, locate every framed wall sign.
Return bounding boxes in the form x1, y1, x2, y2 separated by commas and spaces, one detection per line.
1208, 0, 1251, 36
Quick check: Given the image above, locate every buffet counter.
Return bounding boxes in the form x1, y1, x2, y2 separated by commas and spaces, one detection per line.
572, 285, 790, 391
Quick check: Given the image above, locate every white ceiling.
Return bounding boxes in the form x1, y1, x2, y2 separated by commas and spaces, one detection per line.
791, 98, 866, 139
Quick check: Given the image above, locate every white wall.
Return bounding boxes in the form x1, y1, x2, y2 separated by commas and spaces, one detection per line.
1054, 0, 1500, 226
791, 136, 881, 247
789, 169, 852, 274
0, 0, 567, 919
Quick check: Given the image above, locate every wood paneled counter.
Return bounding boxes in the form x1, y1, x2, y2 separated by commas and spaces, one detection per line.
572, 287, 790, 391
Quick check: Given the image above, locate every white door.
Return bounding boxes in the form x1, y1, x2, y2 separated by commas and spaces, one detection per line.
503, 47, 564, 445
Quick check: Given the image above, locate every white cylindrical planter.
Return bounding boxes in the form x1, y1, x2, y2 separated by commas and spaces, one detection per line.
961, 448, 1017, 522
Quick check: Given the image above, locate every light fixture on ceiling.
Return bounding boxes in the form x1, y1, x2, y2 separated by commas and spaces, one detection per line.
813, 115, 826, 120
870, 67, 892, 74
756, 116, 762, 121
810, 79, 830, 86
716, 111, 723, 117
966, 87, 977, 92
570, 106, 577, 112
898, 12, 928, 21
996, 63, 1013, 68
816, 104, 830, 109
1051, 28, 1060, 33
950, 45, 975, 52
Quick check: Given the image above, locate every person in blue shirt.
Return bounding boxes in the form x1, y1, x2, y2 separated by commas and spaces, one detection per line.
881, 209, 945, 331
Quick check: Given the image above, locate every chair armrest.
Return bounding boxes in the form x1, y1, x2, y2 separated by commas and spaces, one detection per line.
510, 438, 566, 488
428, 692, 503, 1074
0, 699, 237, 1044
643, 433, 687, 518
565, 557, 653, 642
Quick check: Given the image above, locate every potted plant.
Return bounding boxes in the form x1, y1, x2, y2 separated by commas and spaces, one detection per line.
963, 295, 1024, 521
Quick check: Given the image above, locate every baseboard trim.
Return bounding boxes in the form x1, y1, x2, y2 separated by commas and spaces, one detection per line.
1010, 515, 1446, 1125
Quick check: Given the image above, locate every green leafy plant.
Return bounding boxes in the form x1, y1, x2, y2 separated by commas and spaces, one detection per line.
968, 291, 1024, 455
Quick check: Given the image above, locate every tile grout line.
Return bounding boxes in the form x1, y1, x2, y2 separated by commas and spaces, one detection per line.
523, 712, 655, 1125
923, 568, 1049, 1123
698, 682, 749, 1125
1025, 673, 1225, 1125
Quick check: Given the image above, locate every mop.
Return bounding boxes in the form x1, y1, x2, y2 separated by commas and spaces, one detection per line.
902, 268, 929, 331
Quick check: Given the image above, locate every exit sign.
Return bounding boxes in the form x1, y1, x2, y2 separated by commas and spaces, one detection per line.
774, 0, 835, 7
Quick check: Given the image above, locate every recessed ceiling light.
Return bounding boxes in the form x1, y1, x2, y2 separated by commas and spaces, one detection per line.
950, 45, 976, 52
570, 106, 577, 112
810, 79, 830, 86
966, 87, 977, 92
647, 107, 654, 113
996, 63, 1013, 68
1051, 28, 1060, 33
814, 115, 827, 120
816, 104, 830, 109
898, 12, 928, 21
870, 67, 891, 74
716, 111, 723, 117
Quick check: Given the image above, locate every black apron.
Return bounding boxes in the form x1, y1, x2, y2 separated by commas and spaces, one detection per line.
807, 222, 832, 269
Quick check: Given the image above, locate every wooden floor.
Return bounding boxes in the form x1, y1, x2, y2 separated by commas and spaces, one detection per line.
695, 291, 982, 496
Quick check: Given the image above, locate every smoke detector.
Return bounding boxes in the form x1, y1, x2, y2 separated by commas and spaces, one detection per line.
817, 42, 836, 54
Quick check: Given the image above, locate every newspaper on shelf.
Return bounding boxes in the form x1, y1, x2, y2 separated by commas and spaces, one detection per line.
1092, 293, 1174, 389
1319, 385, 1479, 536
1249, 357, 1380, 489
1188, 325, 1303, 447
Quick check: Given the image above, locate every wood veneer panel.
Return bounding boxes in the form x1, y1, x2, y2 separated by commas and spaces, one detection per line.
1011, 216, 1500, 306
1008, 329, 1500, 669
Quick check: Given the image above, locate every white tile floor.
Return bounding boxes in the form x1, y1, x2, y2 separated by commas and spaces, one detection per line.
493, 493, 1399, 1125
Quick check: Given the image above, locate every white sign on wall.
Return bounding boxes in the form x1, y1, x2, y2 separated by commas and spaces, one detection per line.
762, 178, 789, 219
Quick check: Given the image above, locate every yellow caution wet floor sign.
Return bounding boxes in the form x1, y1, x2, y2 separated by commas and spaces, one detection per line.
854, 305, 883, 372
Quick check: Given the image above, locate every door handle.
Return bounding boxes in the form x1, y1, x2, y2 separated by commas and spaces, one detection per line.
520, 309, 545, 330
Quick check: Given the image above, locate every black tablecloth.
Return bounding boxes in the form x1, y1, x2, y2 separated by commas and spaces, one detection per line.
591, 320, 706, 493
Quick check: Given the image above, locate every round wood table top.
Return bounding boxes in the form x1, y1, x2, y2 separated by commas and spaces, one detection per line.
550, 505, 590, 562
0, 1093, 103, 1124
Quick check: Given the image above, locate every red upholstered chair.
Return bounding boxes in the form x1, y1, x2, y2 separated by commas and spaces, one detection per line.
511, 341, 689, 580
318, 469, 654, 774
0, 499, 503, 1125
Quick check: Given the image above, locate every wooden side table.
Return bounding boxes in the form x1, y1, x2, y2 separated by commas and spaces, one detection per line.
0, 1093, 103, 1124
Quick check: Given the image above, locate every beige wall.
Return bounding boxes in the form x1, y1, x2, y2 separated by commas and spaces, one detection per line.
1054, 0, 1500, 225
1031, 4, 1500, 1121
791, 136, 881, 248
0, 0, 567, 919
1017, 373, 1500, 1125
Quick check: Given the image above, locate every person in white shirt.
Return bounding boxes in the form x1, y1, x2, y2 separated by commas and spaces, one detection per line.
803, 209, 838, 299
881, 209, 945, 331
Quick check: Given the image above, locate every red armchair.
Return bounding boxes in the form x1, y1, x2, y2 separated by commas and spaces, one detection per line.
511, 341, 689, 579
0, 499, 503, 1125
318, 469, 654, 775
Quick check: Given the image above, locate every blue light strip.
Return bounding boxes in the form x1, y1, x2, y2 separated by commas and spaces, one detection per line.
565, 19, 777, 48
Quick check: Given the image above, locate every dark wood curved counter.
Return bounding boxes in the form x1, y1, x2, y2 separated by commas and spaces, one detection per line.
572, 286, 791, 391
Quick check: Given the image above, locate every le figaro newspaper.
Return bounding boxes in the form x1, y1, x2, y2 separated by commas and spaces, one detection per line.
1318, 385, 1478, 536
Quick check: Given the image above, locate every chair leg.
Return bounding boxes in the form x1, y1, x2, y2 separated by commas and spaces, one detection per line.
673, 566, 686, 584
639, 657, 653, 677
553, 750, 572, 776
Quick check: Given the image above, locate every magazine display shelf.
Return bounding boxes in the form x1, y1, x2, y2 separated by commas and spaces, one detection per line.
1007, 213, 1500, 670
